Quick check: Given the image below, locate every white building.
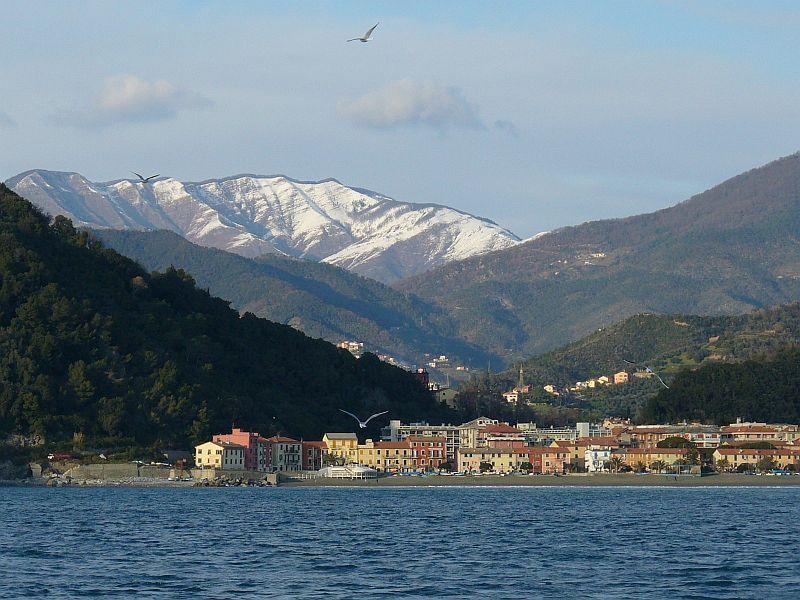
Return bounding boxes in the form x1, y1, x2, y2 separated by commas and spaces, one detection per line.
585, 446, 612, 472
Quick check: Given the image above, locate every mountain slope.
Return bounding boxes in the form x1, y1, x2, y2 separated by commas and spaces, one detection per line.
6, 170, 520, 283
93, 229, 490, 366
509, 303, 800, 387
642, 346, 800, 425
398, 153, 800, 357
0, 183, 451, 446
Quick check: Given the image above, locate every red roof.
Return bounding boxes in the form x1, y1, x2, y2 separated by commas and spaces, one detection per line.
480, 423, 522, 434
721, 425, 779, 434
264, 435, 299, 443
302, 441, 327, 448
372, 441, 412, 449
407, 436, 446, 443
576, 437, 618, 447
715, 448, 800, 456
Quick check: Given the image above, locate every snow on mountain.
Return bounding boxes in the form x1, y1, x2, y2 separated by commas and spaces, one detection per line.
6, 170, 520, 282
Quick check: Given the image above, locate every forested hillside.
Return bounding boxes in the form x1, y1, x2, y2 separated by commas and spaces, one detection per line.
398, 153, 800, 357
516, 304, 800, 386
0, 184, 450, 447
642, 347, 800, 424
94, 229, 489, 366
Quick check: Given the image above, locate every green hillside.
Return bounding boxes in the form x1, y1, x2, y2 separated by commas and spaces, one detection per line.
0, 184, 451, 447
398, 153, 800, 358
642, 346, 800, 424
518, 304, 800, 386
94, 229, 489, 367
455, 304, 800, 422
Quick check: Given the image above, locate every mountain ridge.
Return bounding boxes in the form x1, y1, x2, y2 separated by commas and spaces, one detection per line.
397, 153, 800, 357
6, 169, 520, 283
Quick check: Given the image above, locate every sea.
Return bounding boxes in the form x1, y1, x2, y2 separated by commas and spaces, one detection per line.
1, 486, 798, 599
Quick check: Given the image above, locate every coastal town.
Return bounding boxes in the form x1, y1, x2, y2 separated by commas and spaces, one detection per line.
190, 417, 800, 482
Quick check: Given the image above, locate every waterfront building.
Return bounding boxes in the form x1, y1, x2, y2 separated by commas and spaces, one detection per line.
408, 436, 446, 470
194, 441, 245, 470
358, 440, 413, 472
713, 447, 800, 471
322, 433, 359, 464
213, 428, 269, 471
457, 447, 530, 474
585, 445, 613, 472
302, 441, 326, 471
613, 447, 692, 470
527, 447, 571, 474
265, 436, 302, 472
381, 420, 464, 461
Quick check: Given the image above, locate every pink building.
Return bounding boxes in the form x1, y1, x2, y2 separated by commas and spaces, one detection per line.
213, 428, 269, 471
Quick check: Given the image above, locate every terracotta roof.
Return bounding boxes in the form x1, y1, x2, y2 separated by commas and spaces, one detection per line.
617, 447, 690, 455
480, 423, 522, 434
264, 435, 298, 443
201, 441, 245, 449
551, 440, 576, 447
372, 441, 412, 449
715, 448, 800, 456
721, 425, 779, 433
576, 437, 618, 447
407, 436, 446, 443
302, 441, 327, 448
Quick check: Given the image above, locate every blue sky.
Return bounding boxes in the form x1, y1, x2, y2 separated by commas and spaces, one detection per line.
1, 1, 799, 237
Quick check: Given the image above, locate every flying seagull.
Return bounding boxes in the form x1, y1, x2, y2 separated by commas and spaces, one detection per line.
347, 22, 379, 43
621, 357, 670, 389
339, 409, 388, 428
132, 172, 159, 184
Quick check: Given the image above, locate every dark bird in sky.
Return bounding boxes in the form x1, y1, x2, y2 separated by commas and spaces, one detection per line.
347, 23, 379, 43
132, 172, 159, 184
338, 409, 388, 428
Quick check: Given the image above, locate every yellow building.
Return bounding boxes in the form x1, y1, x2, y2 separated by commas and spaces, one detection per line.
613, 371, 629, 384
457, 448, 530, 474
614, 447, 691, 469
357, 440, 413, 472
713, 447, 800, 471
195, 441, 245, 470
322, 433, 359, 464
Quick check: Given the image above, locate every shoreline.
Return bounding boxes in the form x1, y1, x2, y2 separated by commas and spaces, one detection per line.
5, 473, 800, 488
282, 473, 800, 488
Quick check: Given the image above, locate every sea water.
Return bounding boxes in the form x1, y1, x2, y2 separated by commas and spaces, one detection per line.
1, 486, 798, 599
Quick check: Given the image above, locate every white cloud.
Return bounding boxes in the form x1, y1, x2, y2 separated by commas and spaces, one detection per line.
51, 74, 211, 128
337, 79, 483, 130
0, 111, 16, 129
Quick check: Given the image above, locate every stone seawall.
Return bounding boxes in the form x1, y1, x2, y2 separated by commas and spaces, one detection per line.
64, 463, 171, 480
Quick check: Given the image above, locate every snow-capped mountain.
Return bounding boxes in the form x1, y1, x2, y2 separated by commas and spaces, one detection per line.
6, 170, 520, 282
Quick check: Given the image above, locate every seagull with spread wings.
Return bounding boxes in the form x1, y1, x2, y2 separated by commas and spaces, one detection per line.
347, 22, 379, 43
132, 172, 159, 184
339, 409, 388, 428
